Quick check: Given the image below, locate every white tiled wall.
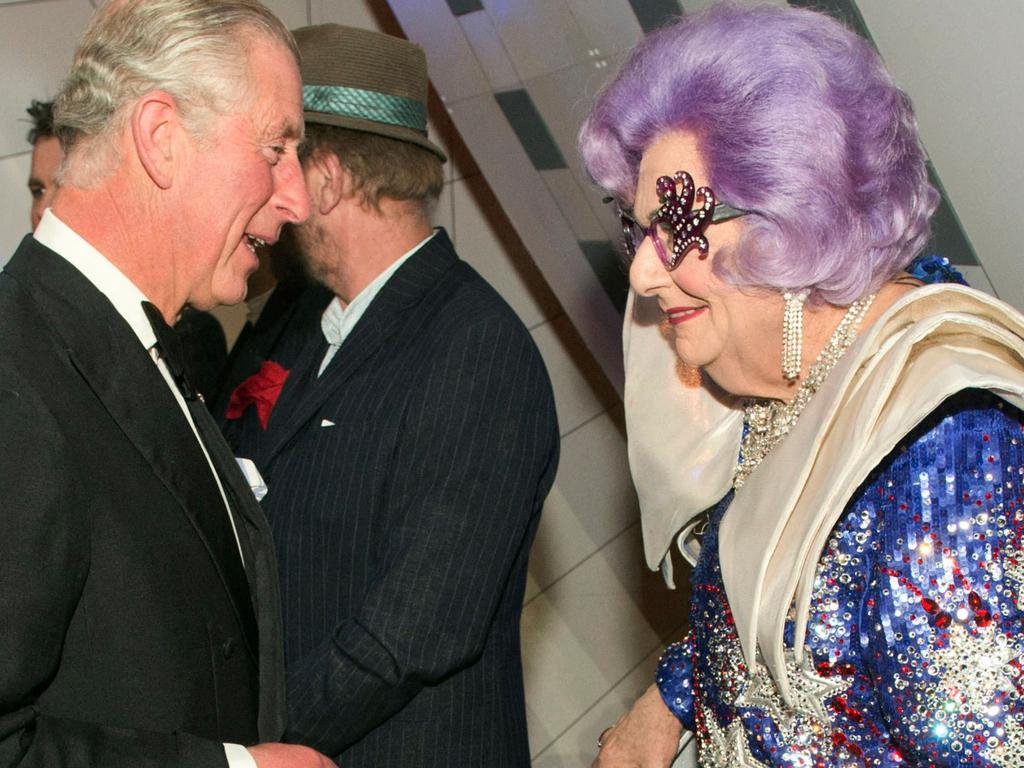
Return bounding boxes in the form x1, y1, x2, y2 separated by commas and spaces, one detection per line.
856, 0, 1023, 311
0, 0, 96, 264
0, 152, 31, 258
0, 2, 682, 766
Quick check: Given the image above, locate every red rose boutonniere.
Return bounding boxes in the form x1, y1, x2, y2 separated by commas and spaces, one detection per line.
225, 360, 290, 430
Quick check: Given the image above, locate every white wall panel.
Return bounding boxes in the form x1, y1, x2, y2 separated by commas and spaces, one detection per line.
527, 58, 628, 244
523, 588, 609, 757
531, 315, 616, 435
259, 0, 309, 29
459, 9, 520, 91
310, 0, 380, 29
451, 173, 560, 330
540, 168, 611, 244
0, 152, 32, 266
450, 91, 624, 389
858, 0, 1024, 311
374, 0, 491, 103
957, 265, 996, 298
564, 0, 642, 58
0, 0, 94, 157
532, 647, 663, 768
523, 524, 674, 758
528, 411, 637, 593
485, 0, 590, 84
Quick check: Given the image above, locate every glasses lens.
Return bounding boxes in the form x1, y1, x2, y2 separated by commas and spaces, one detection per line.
619, 213, 644, 258
649, 222, 676, 270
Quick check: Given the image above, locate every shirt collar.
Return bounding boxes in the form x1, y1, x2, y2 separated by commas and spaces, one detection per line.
321, 230, 436, 346
34, 209, 158, 350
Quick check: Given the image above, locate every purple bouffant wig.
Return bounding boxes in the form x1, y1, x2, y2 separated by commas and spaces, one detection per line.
578, 3, 939, 305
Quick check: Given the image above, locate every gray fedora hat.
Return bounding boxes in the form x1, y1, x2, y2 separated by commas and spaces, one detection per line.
293, 24, 446, 163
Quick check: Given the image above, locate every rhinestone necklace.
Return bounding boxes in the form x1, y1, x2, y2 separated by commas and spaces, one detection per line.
733, 293, 876, 488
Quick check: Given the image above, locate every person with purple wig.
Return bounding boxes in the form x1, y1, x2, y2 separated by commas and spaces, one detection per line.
579, 4, 1024, 767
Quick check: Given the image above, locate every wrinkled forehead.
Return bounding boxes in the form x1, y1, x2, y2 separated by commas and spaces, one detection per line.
239, 38, 305, 141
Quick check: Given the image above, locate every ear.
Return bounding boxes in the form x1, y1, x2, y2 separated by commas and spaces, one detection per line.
131, 91, 181, 190
307, 149, 346, 215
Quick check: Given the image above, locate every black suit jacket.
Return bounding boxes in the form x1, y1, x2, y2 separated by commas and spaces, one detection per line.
175, 307, 228, 403
0, 237, 286, 767
226, 230, 559, 767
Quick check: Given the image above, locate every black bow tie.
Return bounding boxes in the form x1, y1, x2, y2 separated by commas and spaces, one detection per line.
141, 301, 198, 401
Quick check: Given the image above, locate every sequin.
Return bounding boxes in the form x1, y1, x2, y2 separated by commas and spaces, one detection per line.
657, 392, 1024, 766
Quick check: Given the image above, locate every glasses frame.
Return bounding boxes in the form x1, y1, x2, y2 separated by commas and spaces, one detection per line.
613, 170, 751, 271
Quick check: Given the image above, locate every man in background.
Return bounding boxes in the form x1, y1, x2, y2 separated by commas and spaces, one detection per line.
224, 23, 560, 768
26, 99, 60, 231
0, 1, 330, 766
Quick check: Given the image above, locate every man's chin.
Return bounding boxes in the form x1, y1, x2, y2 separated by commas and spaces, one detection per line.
188, 283, 246, 312
213, 286, 250, 308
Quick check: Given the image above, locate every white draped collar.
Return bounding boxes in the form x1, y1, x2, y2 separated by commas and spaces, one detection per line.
624, 284, 1024, 704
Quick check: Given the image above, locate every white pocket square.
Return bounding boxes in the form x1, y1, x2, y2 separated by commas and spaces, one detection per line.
235, 457, 268, 502
320, 419, 336, 428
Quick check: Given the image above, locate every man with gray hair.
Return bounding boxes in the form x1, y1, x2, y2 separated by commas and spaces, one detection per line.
0, 2, 330, 766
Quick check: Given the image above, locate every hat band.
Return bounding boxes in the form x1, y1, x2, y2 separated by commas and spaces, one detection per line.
303, 85, 427, 134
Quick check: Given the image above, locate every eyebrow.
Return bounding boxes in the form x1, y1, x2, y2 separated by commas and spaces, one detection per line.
283, 120, 304, 141
263, 118, 304, 143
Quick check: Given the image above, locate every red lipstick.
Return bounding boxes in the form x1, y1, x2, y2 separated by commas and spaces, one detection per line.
664, 306, 707, 325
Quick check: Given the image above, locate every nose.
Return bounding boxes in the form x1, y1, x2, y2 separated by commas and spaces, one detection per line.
274, 153, 311, 224
628, 234, 670, 297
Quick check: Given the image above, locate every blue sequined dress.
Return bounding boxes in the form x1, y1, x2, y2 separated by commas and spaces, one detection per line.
656, 391, 1024, 766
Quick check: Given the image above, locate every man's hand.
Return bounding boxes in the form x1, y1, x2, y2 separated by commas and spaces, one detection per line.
592, 684, 682, 768
248, 743, 337, 767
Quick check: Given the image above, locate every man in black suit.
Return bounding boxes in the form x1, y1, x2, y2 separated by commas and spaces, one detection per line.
224, 24, 560, 768
0, 1, 332, 766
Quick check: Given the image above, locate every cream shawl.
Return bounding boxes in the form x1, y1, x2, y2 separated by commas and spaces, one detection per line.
624, 284, 1024, 705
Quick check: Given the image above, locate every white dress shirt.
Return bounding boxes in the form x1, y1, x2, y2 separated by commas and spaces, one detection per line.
33, 210, 257, 768
317, 230, 436, 376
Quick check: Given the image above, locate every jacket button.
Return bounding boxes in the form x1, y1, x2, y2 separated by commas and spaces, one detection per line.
222, 638, 235, 659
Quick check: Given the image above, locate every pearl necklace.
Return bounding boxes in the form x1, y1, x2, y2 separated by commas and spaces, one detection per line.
733, 293, 876, 488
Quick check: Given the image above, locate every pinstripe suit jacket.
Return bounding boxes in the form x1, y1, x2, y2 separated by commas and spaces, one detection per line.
225, 230, 559, 767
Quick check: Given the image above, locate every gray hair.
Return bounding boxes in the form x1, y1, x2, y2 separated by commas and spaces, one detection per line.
54, 0, 298, 186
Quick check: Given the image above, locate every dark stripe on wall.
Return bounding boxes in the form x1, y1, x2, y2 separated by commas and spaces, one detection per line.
494, 89, 568, 171
578, 240, 629, 313
445, 0, 484, 16
789, 0, 979, 266
788, 0, 871, 38
925, 163, 979, 266
629, 0, 684, 33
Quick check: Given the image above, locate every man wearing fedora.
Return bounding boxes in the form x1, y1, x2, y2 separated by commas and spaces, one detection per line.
223, 24, 560, 767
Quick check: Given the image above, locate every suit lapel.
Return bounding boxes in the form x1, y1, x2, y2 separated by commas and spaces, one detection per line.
6, 240, 260, 660
223, 279, 312, 382
262, 230, 459, 463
